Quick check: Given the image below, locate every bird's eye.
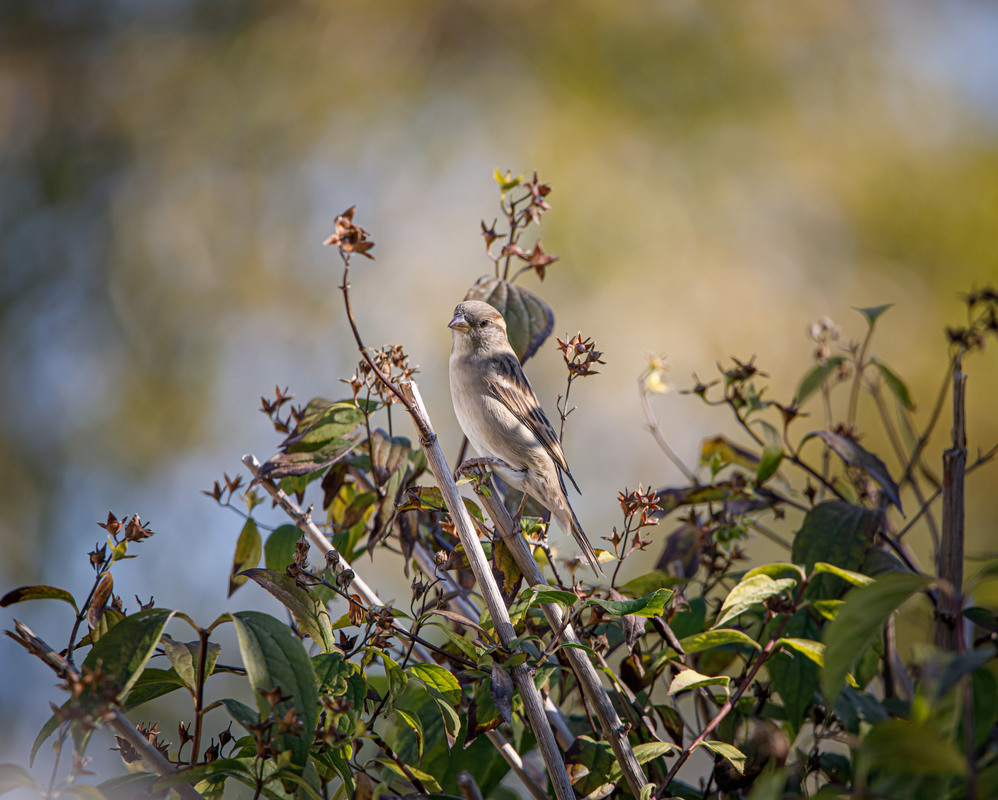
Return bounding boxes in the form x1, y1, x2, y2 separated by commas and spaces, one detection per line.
480, 319, 489, 327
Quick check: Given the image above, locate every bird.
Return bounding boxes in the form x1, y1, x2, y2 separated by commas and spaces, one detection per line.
448, 299, 604, 576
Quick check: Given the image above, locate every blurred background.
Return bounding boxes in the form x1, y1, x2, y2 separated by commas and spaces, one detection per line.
2, 0, 997, 784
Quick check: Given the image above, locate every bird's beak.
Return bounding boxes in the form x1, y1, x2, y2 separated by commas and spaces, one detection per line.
448, 312, 469, 333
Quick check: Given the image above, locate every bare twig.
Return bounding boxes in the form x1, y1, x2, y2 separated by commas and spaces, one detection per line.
639, 382, 696, 482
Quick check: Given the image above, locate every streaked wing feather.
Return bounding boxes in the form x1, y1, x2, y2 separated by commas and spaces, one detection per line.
487, 353, 572, 475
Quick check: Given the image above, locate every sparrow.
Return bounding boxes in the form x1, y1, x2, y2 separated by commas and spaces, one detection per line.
448, 300, 603, 575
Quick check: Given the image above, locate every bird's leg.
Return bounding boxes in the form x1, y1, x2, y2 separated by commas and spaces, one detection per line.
456, 457, 510, 480
513, 491, 528, 524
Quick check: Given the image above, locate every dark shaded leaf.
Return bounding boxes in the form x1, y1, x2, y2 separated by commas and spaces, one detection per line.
464, 276, 554, 362
490, 663, 513, 726
854, 303, 893, 328
0, 585, 78, 612
122, 667, 189, 710
565, 735, 616, 797
803, 431, 902, 511
822, 572, 931, 704
792, 502, 881, 598
858, 719, 965, 777
264, 524, 300, 571
83, 608, 175, 702
228, 518, 261, 598
871, 358, 915, 411
795, 356, 846, 406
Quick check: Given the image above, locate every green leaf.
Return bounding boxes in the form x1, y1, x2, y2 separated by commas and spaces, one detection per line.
857, 718, 965, 777
463, 276, 554, 362
284, 401, 366, 453
854, 303, 893, 328
394, 707, 424, 762
407, 663, 462, 707
698, 740, 746, 774
792, 502, 881, 597
520, 585, 579, 608
680, 629, 762, 654
742, 563, 806, 582
123, 667, 189, 710
239, 568, 336, 653
585, 587, 674, 618
378, 760, 441, 793
778, 638, 825, 667
219, 698, 259, 733
617, 570, 687, 597
160, 635, 220, 692
96, 773, 161, 800
812, 561, 874, 587
264, 524, 301, 571
0, 763, 38, 794
668, 668, 730, 695
755, 420, 784, 484
802, 432, 902, 511
822, 572, 931, 704
82, 607, 175, 702
871, 358, 915, 411
228, 518, 262, 597
0, 585, 78, 612
713, 575, 797, 629
607, 742, 678, 783
30, 711, 61, 766
229, 610, 318, 768
795, 356, 846, 406
152, 759, 253, 790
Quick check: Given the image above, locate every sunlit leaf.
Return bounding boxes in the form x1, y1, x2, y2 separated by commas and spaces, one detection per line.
679, 629, 761, 654
668, 668, 730, 695
586, 587, 674, 618
407, 663, 462, 707
778, 637, 826, 667
698, 740, 746, 774
812, 561, 874, 587
713, 575, 797, 629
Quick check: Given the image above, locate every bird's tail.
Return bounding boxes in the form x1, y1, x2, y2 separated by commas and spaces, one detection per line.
565, 506, 604, 577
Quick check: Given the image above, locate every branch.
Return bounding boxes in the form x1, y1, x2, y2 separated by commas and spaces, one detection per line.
242, 455, 551, 800
7, 622, 204, 800
398, 380, 576, 800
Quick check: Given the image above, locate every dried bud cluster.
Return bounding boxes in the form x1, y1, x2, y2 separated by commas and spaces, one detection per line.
323, 206, 374, 259
557, 332, 605, 380
346, 344, 418, 404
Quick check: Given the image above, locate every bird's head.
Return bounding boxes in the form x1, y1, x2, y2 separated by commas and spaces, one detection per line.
448, 300, 509, 352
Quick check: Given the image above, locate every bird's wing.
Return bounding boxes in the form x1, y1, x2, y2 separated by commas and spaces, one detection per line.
487, 352, 580, 492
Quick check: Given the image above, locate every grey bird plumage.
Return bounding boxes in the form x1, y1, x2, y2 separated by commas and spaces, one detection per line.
448, 300, 603, 576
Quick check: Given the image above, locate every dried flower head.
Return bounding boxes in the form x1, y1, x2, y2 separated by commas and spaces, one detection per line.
323, 206, 374, 259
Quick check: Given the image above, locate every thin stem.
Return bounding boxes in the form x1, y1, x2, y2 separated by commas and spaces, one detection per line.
189, 628, 211, 765
846, 325, 876, 427
639, 383, 696, 482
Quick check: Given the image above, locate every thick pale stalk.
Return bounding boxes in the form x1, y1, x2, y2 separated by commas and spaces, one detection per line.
399, 380, 575, 800
243, 454, 550, 800
471, 476, 650, 797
